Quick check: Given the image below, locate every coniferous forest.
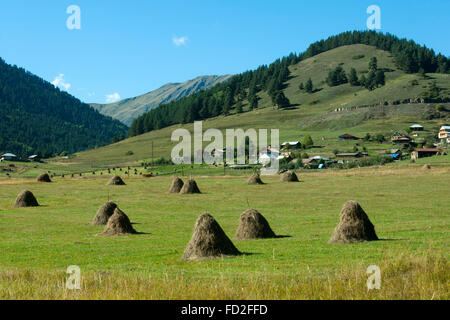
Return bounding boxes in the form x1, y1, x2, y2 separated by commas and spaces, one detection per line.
129, 30, 449, 137
0, 58, 128, 158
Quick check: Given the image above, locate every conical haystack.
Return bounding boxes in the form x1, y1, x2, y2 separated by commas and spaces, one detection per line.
182, 213, 240, 261
14, 190, 39, 208
235, 209, 276, 240
37, 173, 52, 183
423, 164, 431, 170
92, 201, 117, 225
280, 171, 299, 182
179, 179, 201, 194
97, 208, 136, 236
247, 175, 264, 185
169, 177, 184, 193
108, 175, 126, 186
329, 201, 379, 244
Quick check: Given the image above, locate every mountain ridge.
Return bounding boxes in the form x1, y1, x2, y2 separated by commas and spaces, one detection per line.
91, 75, 233, 126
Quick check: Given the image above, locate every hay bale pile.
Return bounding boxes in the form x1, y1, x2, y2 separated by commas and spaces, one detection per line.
108, 175, 126, 186
280, 171, 299, 182
37, 173, 52, 183
14, 190, 39, 208
92, 201, 118, 225
329, 200, 379, 244
182, 213, 240, 261
235, 209, 276, 240
97, 208, 136, 236
180, 179, 201, 194
169, 177, 184, 193
247, 175, 264, 185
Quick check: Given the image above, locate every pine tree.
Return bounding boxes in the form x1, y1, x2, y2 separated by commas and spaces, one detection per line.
349, 68, 359, 86
375, 70, 385, 86
365, 70, 377, 90
249, 95, 258, 110
305, 78, 314, 93
274, 91, 290, 109
326, 66, 348, 87
359, 74, 367, 87
369, 57, 378, 72
236, 101, 243, 113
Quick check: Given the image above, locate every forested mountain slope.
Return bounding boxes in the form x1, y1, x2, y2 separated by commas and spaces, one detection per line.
0, 58, 128, 157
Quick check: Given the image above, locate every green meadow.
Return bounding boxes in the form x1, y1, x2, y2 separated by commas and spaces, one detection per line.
0, 164, 448, 299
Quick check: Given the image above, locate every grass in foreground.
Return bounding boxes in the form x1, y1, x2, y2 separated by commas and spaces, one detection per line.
0, 254, 447, 300
0, 166, 449, 299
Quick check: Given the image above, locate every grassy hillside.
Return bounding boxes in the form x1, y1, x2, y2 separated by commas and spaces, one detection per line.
65, 44, 450, 168
91, 75, 233, 126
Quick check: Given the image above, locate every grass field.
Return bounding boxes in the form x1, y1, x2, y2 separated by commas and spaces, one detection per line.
0, 164, 448, 299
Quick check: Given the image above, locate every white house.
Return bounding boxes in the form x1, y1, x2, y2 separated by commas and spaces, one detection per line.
258, 147, 285, 165
1, 153, 17, 161
438, 126, 450, 140
281, 141, 301, 149
410, 124, 424, 131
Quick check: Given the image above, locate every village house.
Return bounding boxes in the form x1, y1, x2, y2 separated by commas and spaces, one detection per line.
391, 132, 412, 144
281, 141, 301, 150
409, 124, 424, 132
258, 147, 286, 165
28, 155, 41, 162
1, 153, 17, 161
302, 156, 333, 168
438, 126, 450, 143
411, 148, 440, 160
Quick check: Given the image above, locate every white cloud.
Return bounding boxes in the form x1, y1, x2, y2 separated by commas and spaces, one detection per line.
106, 92, 121, 103
52, 74, 71, 91
173, 36, 189, 47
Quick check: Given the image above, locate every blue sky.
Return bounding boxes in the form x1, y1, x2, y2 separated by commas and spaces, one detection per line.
0, 0, 449, 104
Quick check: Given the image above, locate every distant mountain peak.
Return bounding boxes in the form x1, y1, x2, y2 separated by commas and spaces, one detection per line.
91, 74, 233, 126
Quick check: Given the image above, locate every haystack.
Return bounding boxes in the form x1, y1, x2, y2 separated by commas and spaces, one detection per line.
169, 177, 184, 193
92, 201, 118, 225
235, 209, 276, 240
14, 190, 39, 208
247, 175, 264, 185
182, 213, 240, 261
108, 175, 126, 185
37, 173, 52, 183
179, 179, 201, 194
280, 171, 299, 182
97, 208, 136, 236
329, 200, 379, 244
423, 164, 431, 170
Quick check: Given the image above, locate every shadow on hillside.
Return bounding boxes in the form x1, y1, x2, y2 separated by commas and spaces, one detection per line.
281, 104, 301, 110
